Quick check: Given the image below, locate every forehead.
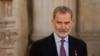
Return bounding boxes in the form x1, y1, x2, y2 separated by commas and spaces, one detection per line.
54, 12, 72, 21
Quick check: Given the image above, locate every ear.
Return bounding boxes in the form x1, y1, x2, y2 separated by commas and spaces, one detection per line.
71, 19, 75, 26
51, 19, 54, 23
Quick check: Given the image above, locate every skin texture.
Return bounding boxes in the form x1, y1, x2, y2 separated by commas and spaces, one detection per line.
52, 11, 74, 39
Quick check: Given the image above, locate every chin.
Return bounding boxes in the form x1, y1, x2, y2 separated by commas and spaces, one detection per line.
58, 33, 68, 38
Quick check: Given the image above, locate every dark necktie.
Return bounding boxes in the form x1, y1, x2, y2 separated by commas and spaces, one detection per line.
60, 40, 66, 56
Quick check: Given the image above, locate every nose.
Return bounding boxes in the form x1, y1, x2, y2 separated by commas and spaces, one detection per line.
61, 24, 66, 29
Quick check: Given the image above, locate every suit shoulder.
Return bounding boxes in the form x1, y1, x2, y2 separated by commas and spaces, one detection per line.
32, 34, 54, 45
32, 37, 47, 45
31, 35, 51, 47
69, 35, 86, 45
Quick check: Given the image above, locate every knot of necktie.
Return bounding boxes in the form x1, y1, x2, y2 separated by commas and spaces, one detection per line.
61, 40, 65, 46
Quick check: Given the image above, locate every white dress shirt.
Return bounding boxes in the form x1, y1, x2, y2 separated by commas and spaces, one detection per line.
54, 32, 69, 56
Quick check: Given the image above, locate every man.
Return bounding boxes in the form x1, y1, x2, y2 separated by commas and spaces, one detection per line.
29, 6, 87, 56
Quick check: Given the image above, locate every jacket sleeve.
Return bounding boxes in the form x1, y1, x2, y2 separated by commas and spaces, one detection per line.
82, 42, 88, 56
29, 43, 40, 56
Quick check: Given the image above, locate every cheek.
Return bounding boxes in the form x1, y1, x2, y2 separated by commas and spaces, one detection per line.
55, 24, 61, 29
67, 24, 73, 29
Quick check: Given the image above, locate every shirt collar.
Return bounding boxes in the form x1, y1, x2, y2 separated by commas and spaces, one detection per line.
53, 32, 68, 43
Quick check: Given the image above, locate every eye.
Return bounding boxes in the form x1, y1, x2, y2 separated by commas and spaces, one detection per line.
57, 21, 62, 24
65, 22, 70, 24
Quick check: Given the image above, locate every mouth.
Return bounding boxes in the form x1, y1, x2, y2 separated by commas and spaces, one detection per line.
59, 31, 67, 33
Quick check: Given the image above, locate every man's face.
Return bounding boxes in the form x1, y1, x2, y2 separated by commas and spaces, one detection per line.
52, 12, 74, 39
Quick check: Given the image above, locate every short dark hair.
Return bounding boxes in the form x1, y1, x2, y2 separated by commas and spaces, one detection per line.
53, 6, 73, 19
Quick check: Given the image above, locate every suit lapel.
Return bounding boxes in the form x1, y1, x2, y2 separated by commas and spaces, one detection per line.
69, 35, 75, 56
47, 34, 58, 56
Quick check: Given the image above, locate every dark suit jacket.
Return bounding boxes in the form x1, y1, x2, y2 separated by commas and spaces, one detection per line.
29, 34, 87, 56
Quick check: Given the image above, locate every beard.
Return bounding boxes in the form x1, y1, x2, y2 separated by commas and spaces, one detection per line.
55, 30, 71, 38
